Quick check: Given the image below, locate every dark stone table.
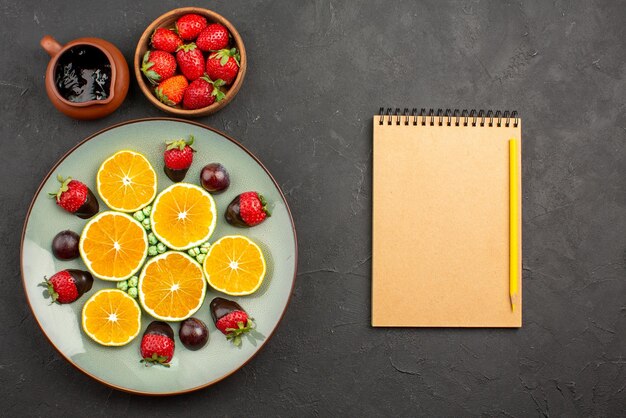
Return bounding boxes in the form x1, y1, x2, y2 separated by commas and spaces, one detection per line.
2, 1, 624, 416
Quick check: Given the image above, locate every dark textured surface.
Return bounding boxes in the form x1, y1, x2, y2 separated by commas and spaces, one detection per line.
1, 0, 625, 416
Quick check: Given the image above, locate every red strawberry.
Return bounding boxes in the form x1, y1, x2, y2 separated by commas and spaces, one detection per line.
183, 76, 226, 110
163, 135, 195, 182
140, 321, 175, 367
155, 75, 188, 106
39, 269, 94, 304
176, 43, 205, 81
196, 23, 230, 51
151, 28, 183, 53
141, 50, 176, 85
210, 297, 258, 346
175, 14, 207, 41
49, 175, 99, 218
225, 191, 271, 227
205, 48, 240, 85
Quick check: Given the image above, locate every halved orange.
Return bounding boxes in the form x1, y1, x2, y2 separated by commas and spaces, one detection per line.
97, 150, 157, 212
203, 235, 266, 296
138, 251, 207, 321
82, 289, 142, 346
79, 211, 148, 281
150, 183, 216, 250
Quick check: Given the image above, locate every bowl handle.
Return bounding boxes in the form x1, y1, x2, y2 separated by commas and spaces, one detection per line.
40, 35, 63, 57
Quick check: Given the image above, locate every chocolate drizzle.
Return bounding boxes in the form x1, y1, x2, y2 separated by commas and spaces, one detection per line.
164, 166, 188, 182
75, 188, 99, 219
144, 321, 174, 340
210, 297, 244, 323
225, 195, 248, 227
67, 269, 94, 296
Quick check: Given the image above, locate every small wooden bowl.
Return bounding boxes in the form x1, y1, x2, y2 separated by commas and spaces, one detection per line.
134, 7, 246, 118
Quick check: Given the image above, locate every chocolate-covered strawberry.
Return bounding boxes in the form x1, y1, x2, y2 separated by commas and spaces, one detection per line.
163, 135, 195, 182
225, 191, 271, 227
140, 321, 175, 367
210, 297, 256, 346
40, 269, 93, 304
49, 175, 99, 218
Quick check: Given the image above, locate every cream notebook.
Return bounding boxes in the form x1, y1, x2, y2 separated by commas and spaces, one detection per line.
372, 108, 522, 327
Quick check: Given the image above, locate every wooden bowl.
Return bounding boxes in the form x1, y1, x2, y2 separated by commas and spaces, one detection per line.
134, 7, 246, 118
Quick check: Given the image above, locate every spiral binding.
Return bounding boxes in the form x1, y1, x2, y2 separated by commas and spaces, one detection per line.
378, 107, 518, 128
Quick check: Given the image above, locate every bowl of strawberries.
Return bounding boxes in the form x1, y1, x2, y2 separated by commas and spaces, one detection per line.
134, 7, 246, 117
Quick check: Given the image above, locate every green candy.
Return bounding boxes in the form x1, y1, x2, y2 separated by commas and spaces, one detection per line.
128, 287, 138, 299
187, 248, 197, 257
142, 218, 151, 230
196, 254, 206, 264
133, 211, 145, 222
200, 247, 209, 254
200, 241, 211, 249
147, 232, 158, 245
156, 243, 167, 254
142, 206, 152, 216
117, 280, 129, 291
128, 276, 138, 287
148, 246, 158, 256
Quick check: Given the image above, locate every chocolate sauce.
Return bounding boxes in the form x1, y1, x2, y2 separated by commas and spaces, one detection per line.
225, 195, 248, 227
75, 188, 99, 219
67, 269, 94, 297
210, 297, 244, 323
164, 166, 188, 182
54, 45, 111, 103
144, 321, 174, 340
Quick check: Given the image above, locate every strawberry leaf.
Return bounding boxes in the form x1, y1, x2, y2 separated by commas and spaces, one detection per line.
39, 279, 59, 304
142, 51, 151, 66
212, 85, 226, 102
49, 175, 72, 201
177, 43, 197, 53
258, 194, 272, 217
155, 87, 175, 106
230, 48, 241, 66
142, 70, 161, 85
140, 353, 171, 368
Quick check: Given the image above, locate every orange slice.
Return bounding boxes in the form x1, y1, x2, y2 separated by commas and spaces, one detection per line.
203, 235, 266, 296
150, 183, 216, 250
97, 150, 157, 212
82, 289, 142, 346
138, 251, 207, 321
79, 211, 148, 281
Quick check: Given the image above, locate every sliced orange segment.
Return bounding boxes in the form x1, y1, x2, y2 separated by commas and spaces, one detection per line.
150, 183, 216, 250
138, 251, 207, 321
97, 150, 157, 212
203, 235, 266, 296
79, 211, 148, 281
82, 289, 142, 346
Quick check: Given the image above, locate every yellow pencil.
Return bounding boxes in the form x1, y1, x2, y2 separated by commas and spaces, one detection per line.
509, 139, 519, 311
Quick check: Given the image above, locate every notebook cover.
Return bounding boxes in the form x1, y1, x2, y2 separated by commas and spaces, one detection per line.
372, 116, 522, 327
